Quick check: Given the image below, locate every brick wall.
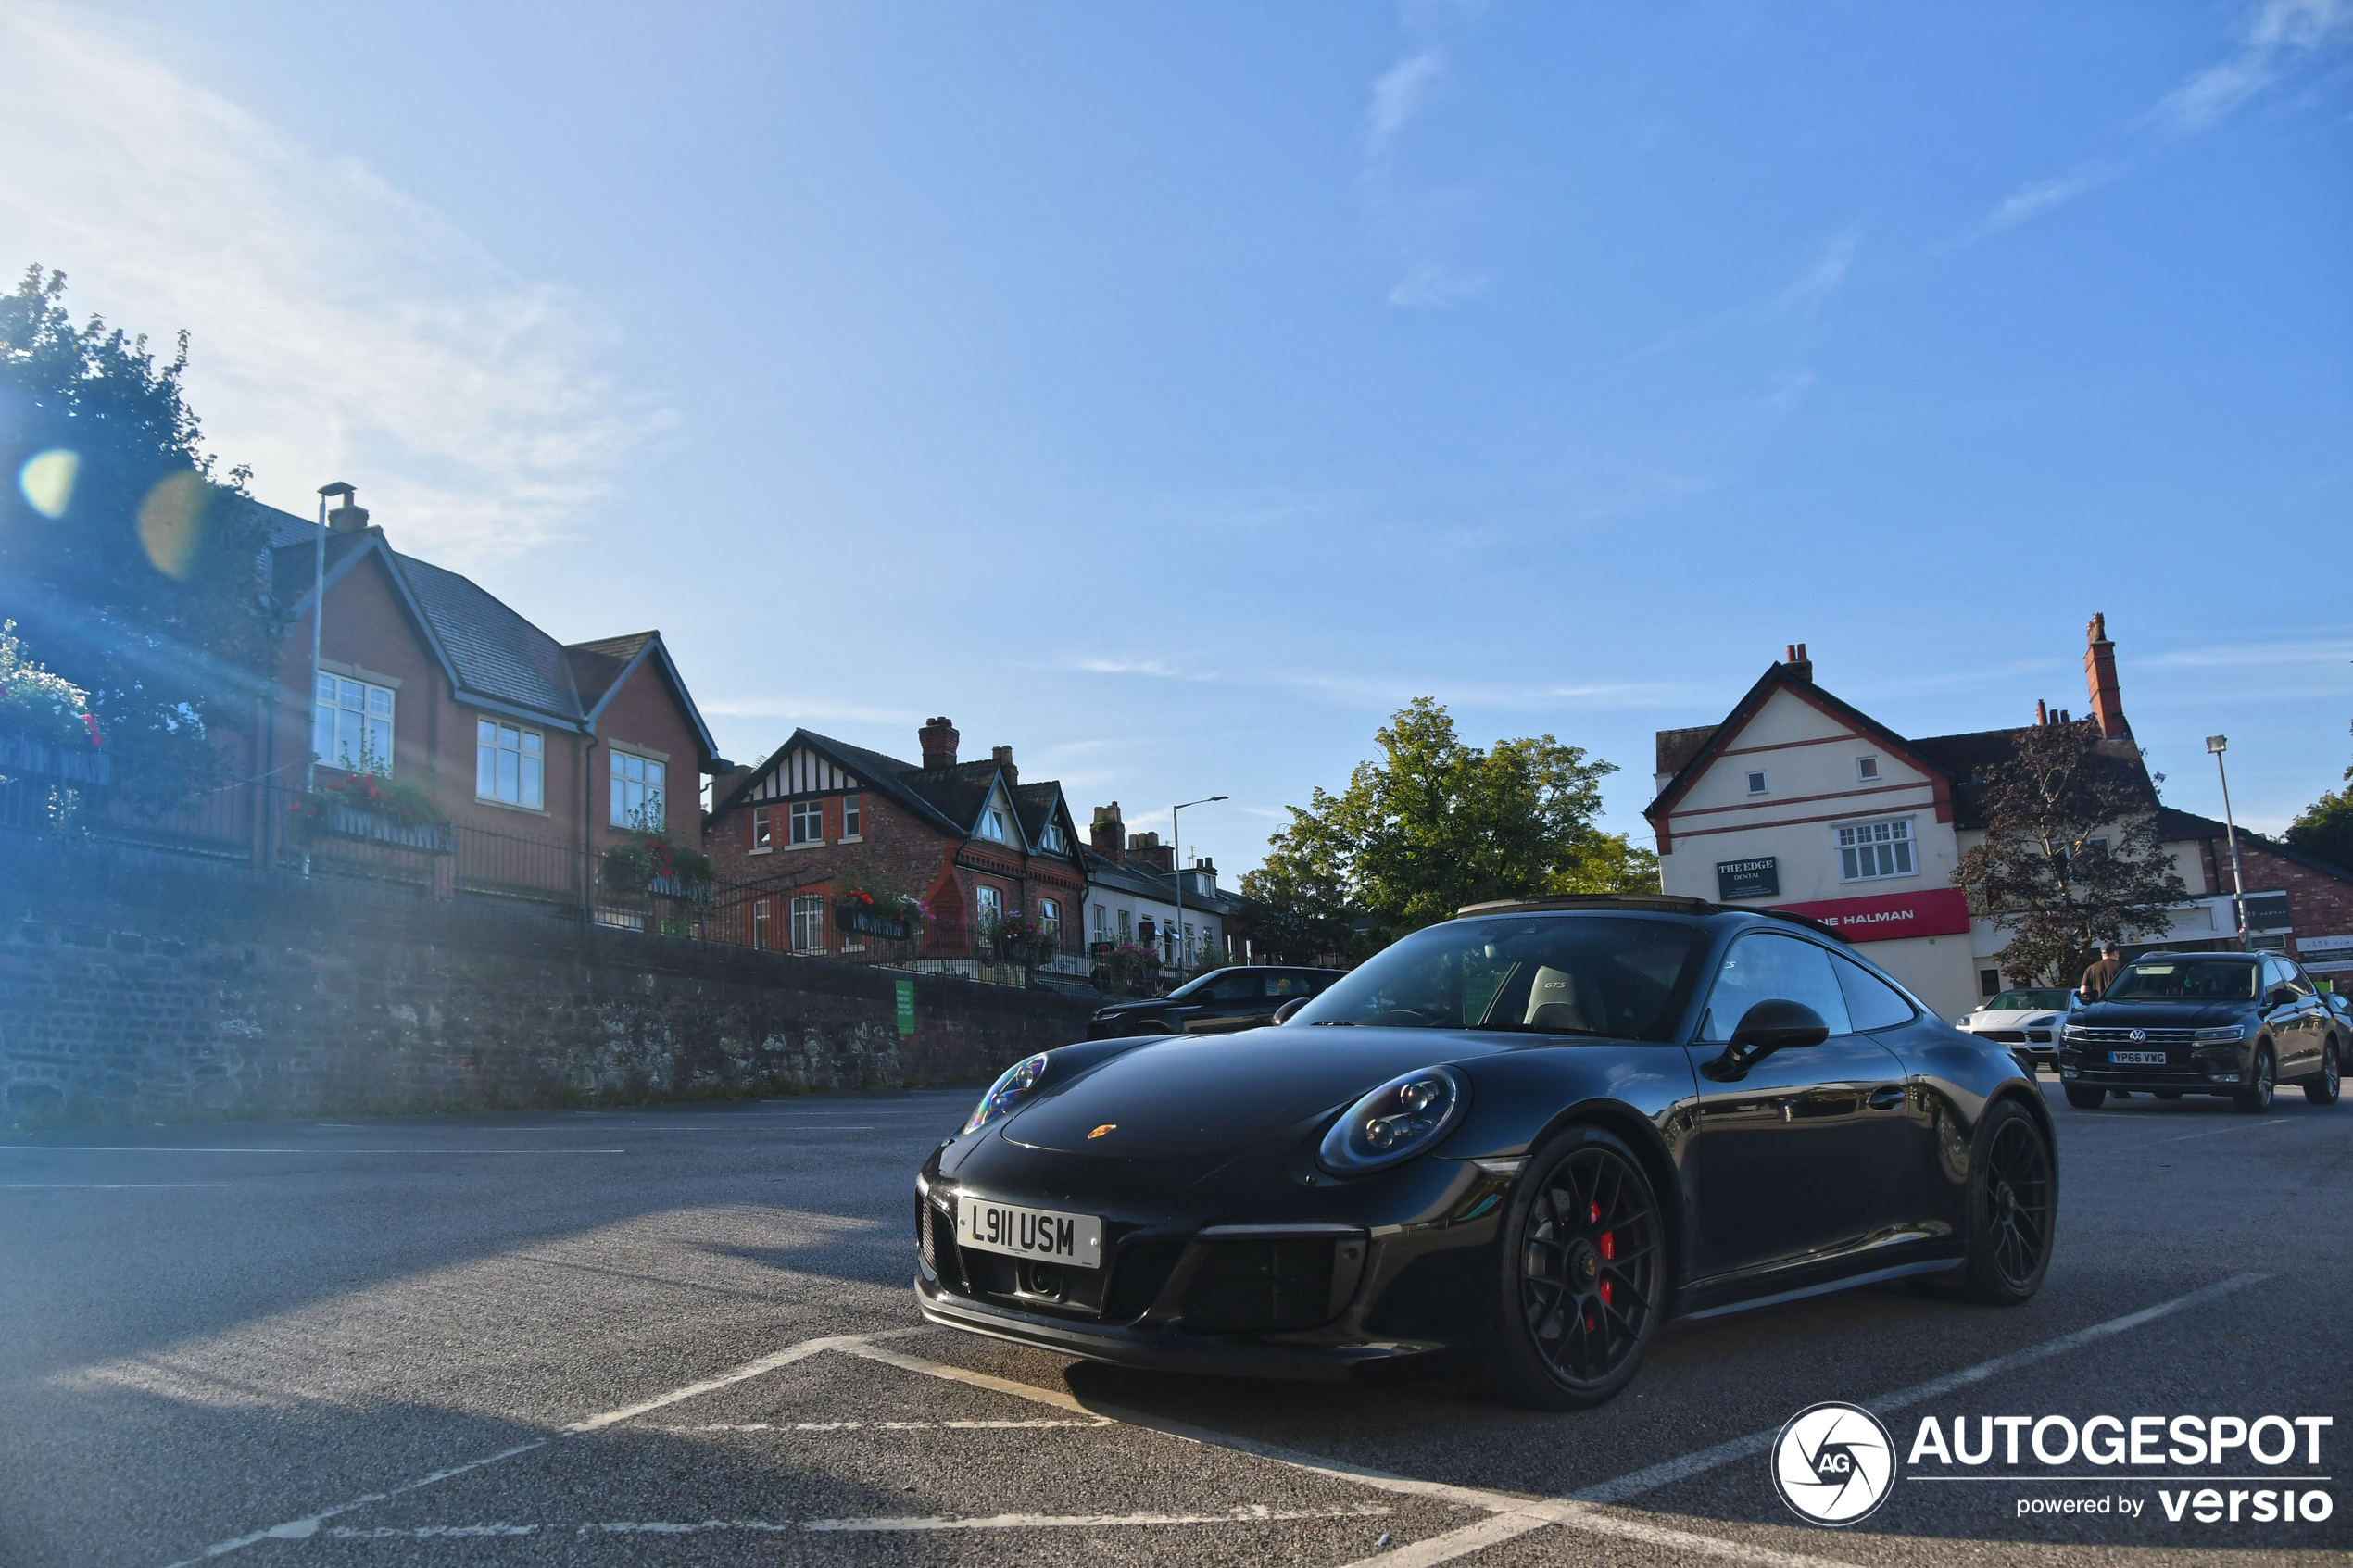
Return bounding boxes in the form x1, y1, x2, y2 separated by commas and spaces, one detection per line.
0, 833, 1096, 1128
2236, 838, 2353, 946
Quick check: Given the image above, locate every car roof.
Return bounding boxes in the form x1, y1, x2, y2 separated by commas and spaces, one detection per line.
1450, 894, 1848, 945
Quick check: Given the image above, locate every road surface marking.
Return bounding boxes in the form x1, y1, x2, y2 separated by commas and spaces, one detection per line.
155, 1328, 922, 1567
1570, 1270, 2268, 1504
573, 1506, 1394, 1534
844, 1342, 1852, 1568
2158, 1120, 2293, 1144
1332, 1513, 1552, 1568
0, 1183, 234, 1189
643, 1417, 1112, 1432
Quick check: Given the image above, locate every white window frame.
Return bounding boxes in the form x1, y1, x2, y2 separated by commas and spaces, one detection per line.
1038, 898, 1060, 942
975, 884, 1003, 930
610, 749, 666, 830
1745, 771, 1767, 796
1836, 816, 1918, 883
1856, 756, 1880, 782
790, 895, 824, 953
751, 899, 771, 950
788, 798, 824, 846
841, 793, 862, 840
750, 805, 773, 852
314, 674, 395, 774
475, 719, 545, 810
1039, 820, 1064, 851
978, 807, 1011, 844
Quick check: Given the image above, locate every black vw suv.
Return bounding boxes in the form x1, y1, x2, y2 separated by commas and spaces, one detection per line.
1087, 966, 1348, 1039
2057, 950, 2343, 1112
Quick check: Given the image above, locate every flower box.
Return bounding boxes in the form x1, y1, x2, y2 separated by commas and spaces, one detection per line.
0, 731, 108, 786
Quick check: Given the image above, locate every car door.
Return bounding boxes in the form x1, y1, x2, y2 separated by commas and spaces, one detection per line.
1680, 932, 1913, 1283
2274, 960, 2325, 1074
1181, 970, 1267, 1032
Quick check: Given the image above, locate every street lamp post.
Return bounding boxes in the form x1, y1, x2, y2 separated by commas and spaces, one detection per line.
1171, 794, 1227, 981
2207, 735, 2249, 949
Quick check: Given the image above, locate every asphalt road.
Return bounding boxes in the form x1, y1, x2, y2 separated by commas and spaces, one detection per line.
4, 1078, 2348, 1568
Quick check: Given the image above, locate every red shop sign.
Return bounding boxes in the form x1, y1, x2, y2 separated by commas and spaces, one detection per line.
1773, 887, 1971, 943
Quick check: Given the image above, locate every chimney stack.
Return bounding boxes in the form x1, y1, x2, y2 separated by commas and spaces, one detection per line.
2082, 612, 2130, 740
327, 487, 371, 533
2036, 699, 2048, 726
918, 716, 960, 771
1126, 830, 1175, 873
1091, 803, 1126, 863
1782, 642, 1813, 684
990, 744, 1016, 785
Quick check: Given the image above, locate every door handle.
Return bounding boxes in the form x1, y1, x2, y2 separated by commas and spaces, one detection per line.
1868, 1085, 1906, 1111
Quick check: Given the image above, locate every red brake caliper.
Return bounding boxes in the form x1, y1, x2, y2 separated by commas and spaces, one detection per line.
1586, 1200, 1608, 1327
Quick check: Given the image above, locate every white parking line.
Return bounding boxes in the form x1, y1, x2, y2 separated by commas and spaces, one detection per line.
643, 1418, 1112, 1432
2158, 1119, 2294, 1144
157, 1329, 921, 1568
1332, 1513, 1551, 1568
1571, 1270, 2266, 1504
842, 1342, 1853, 1568
0, 1183, 234, 1189
9, 1147, 627, 1155
579, 1505, 1395, 1534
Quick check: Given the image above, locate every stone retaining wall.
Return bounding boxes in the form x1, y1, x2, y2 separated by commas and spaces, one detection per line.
0, 832, 1097, 1126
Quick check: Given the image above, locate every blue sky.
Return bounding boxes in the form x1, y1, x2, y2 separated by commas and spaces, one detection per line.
3, 2, 2347, 872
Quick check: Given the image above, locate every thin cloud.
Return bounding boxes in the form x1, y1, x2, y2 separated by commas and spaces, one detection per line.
1060, 655, 1222, 683
1388, 261, 1490, 308
2156, 0, 2353, 131
2139, 634, 2353, 671
1962, 0, 2353, 241
1772, 225, 1863, 316
0, 5, 661, 571
1365, 50, 1446, 152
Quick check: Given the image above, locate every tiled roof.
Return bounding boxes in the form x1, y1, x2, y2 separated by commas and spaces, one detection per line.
257, 502, 711, 757
1079, 846, 1242, 914
2156, 808, 2353, 885
395, 553, 584, 721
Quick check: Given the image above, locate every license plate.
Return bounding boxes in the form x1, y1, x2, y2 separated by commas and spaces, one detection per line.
2109, 1050, 2168, 1066
954, 1197, 1102, 1269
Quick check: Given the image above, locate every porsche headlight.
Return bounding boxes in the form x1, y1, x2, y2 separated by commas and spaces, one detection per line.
963, 1052, 1050, 1135
1318, 1065, 1466, 1174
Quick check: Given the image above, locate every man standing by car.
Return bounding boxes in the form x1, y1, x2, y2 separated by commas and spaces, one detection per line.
2078, 941, 2123, 1001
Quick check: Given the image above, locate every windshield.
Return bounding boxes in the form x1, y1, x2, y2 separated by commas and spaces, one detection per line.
1163, 970, 1222, 1000
1288, 915, 1710, 1041
1987, 989, 2069, 1010
2106, 960, 2259, 1001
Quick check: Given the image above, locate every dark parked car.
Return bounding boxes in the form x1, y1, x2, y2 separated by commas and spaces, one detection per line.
918, 896, 2054, 1410
2057, 951, 2343, 1112
1086, 965, 1348, 1040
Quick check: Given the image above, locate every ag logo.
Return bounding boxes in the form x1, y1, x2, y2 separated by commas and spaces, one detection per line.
1770, 1402, 1895, 1525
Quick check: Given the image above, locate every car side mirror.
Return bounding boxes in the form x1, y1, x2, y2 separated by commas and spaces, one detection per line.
2267, 987, 2296, 1009
1705, 1000, 1830, 1080
1273, 997, 1310, 1025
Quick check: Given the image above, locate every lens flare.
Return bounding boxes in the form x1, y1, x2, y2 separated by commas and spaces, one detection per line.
137, 471, 210, 579
18, 449, 79, 518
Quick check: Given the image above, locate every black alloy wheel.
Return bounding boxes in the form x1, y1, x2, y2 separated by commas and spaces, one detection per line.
2306, 1041, 2341, 1107
1483, 1124, 1663, 1410
2234, 1046, 2276, 1115
2063, 1085, 2106, 1110
1960, 1099, 2055, 1305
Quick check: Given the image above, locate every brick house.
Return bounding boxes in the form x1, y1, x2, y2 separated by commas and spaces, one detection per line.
2151, 808, 2353, 981
252, 495, 723, 907
704, 717, 1088, 972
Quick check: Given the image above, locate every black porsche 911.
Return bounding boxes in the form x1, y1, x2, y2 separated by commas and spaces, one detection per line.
914, 896, 2057, 1408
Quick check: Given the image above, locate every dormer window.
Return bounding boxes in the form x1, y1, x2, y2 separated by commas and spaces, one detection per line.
1040, 820, 1064, 852
1745, 771, 1768, 796
978, 808, 1011, 844
1857, 756, 1880, 782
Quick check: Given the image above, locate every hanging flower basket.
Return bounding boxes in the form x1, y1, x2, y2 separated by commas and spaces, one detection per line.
287, 772, 453, 852
833, 885, 932, 942
601, 833, 714, 901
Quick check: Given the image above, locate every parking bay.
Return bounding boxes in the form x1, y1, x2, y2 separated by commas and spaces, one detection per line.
3, 1084, 2347, 1566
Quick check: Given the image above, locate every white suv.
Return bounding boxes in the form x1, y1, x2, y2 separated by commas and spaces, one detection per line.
1958, 987, 2083, 1068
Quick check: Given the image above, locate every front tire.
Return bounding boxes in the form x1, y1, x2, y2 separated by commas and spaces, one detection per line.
2063, 1085, 2106, 1110
2305, 1041, 2340, 1106
1479, 1124, 1664, 1410
2234, 1047, 2276, 1114
1958, 1099, 2055, 1306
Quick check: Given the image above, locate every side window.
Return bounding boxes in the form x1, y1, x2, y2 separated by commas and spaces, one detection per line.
1207, 972, 1263, 1001
2259, 959, 2287, 999
2281, 961, 2316, 997
1833, 955, 1917, 1032
1266, 973, 1310, 999
1699, 934, 1854, 1043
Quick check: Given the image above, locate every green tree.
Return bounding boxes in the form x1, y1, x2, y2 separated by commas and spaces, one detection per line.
1238, 698, 1657, 955
0, 266, 272, 791
2284, 722, 2353, 875
1951, 719, 2187, 986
